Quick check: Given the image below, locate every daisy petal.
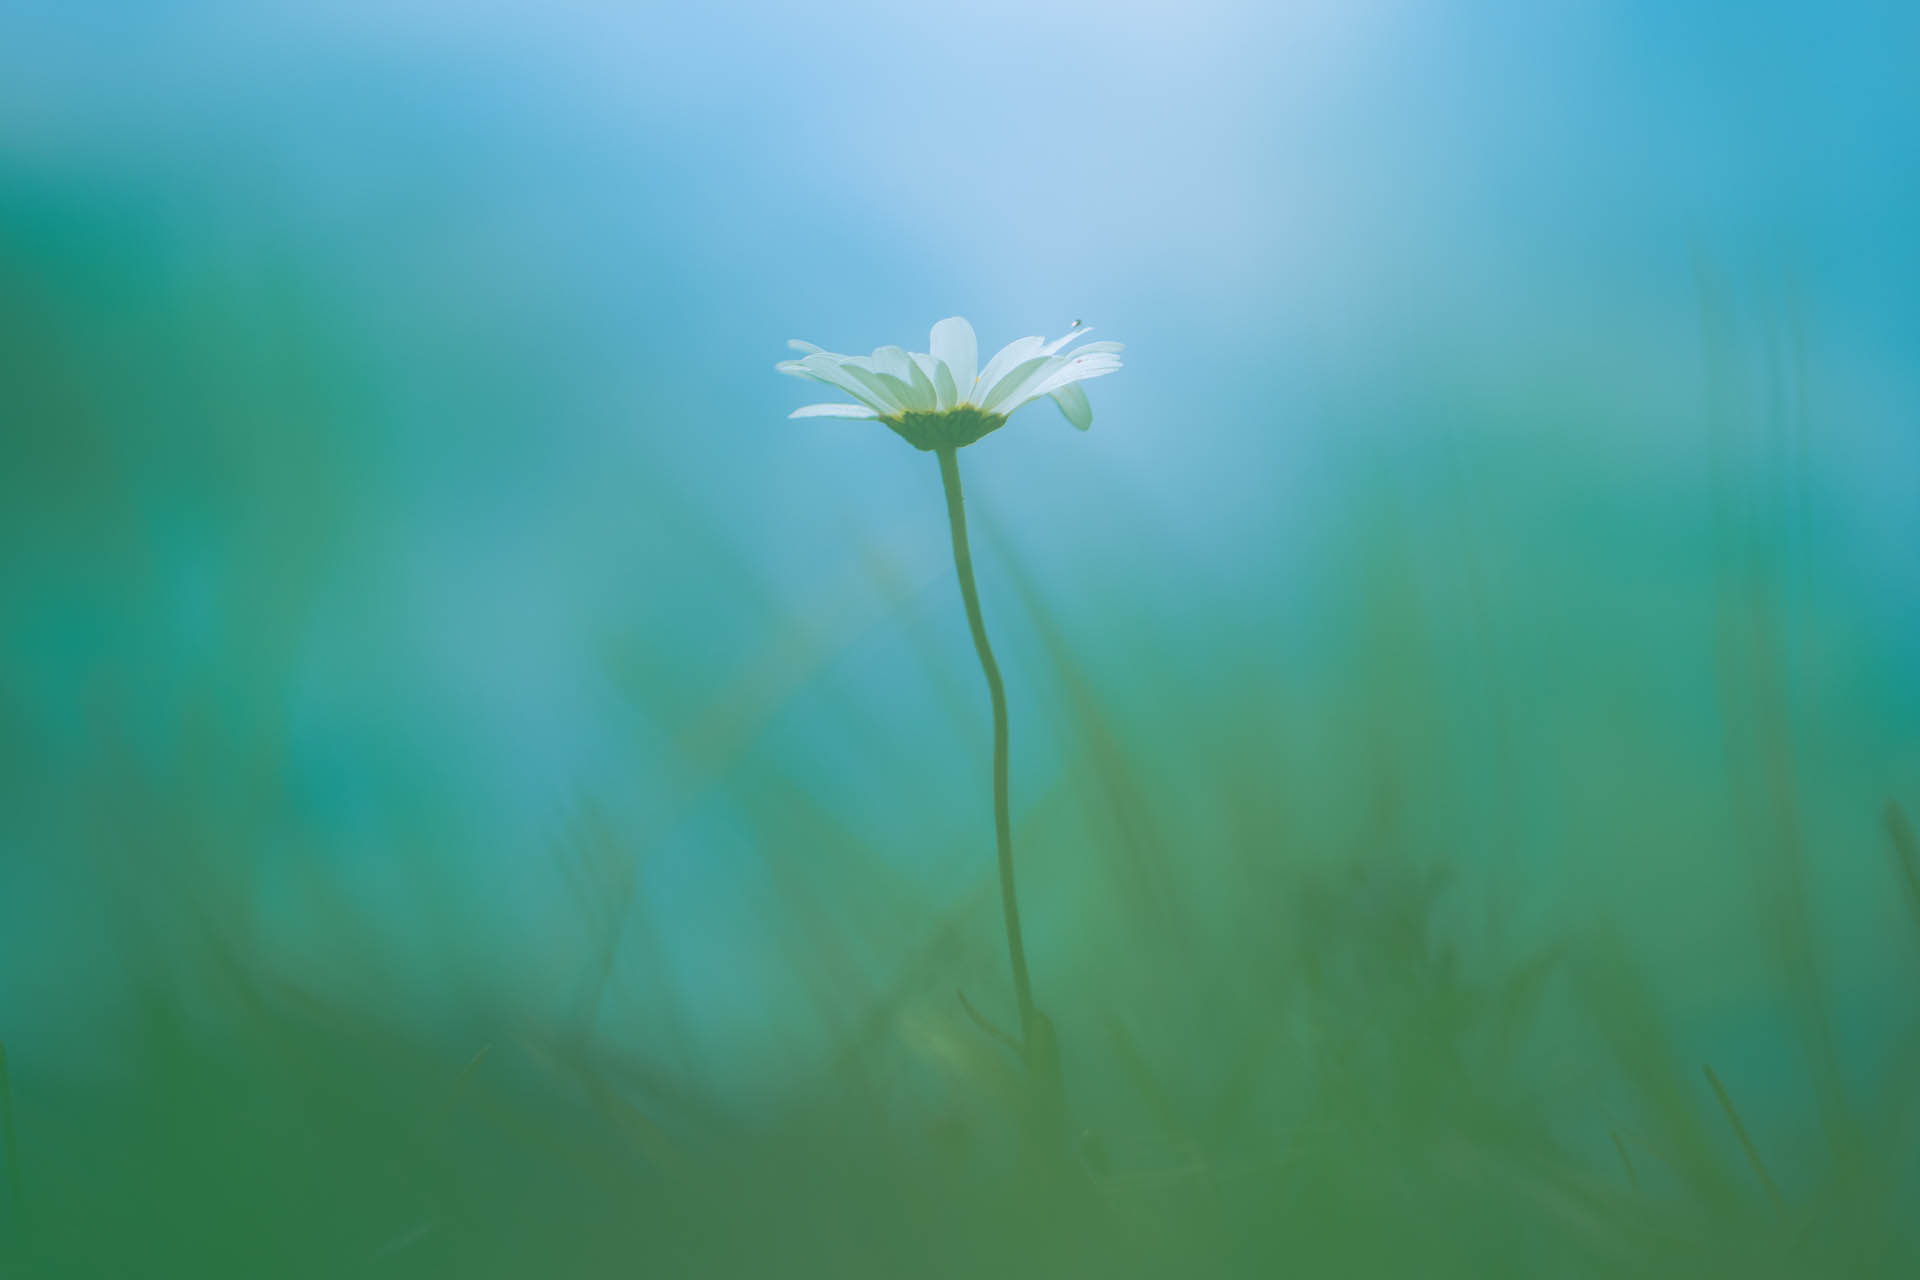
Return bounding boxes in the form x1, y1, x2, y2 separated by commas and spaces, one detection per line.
1048, 382, 1093, 430
779, 360, 862, 390
859, 347, 928, 413
994, 353, 1123, 415
973, 336, 1046, 405
870, 345, 914, 383
1022, 355, 1123, 404
912, 352, 955, 410
788, 339, 827, 354
979, 355, 1057, 413
790, 402, 880, 419
1040, 325, 1093, 357
898, 352, 940, 411
878, 372, 928, 410
843, 363, 912, 414
834, 357, 908, 410
929, 317, 977, 399
802, 353, 900, 413
1060, 340, 1124, 357
929, 358, 958, 410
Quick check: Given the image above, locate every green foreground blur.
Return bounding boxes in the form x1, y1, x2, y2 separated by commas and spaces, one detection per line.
3, 184, 1917, 1280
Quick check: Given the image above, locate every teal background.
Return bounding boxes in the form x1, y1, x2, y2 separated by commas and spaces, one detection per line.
2, 2, 1918, 1276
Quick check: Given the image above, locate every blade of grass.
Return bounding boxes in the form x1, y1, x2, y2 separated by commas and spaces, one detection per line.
1610, 1127, 1641, 1193
957, 988, 1023, 1059
1883, 801, 1920, 946
1696, 262, 1855, 1158
1702, 1062, 1784, 1211
1566, 928, 1740, 1215
974, 502, 1184, 951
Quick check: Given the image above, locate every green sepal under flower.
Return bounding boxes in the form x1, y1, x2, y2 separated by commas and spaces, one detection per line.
885, 406, 1007, 451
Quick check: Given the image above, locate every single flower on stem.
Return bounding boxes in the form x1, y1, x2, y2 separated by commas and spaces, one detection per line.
777, 316, 1122, 1158
778, 316, 1122, 445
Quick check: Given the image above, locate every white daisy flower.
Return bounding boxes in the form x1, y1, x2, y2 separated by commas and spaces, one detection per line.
776, 316, 1123, 450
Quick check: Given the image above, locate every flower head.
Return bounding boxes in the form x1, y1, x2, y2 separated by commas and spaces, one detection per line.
777, 316, 1123, 450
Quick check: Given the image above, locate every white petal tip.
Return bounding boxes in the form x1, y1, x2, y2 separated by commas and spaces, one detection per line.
789, 403, 880, 420
1049, 383, 1093, 430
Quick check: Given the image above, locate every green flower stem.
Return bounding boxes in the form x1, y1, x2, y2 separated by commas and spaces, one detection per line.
934, 445, 1037, 1053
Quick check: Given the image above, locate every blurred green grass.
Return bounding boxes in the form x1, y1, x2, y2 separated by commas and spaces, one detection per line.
4, 191, 1919, 1279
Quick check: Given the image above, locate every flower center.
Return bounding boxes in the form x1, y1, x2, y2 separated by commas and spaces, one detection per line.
883, 406, 1008, 452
